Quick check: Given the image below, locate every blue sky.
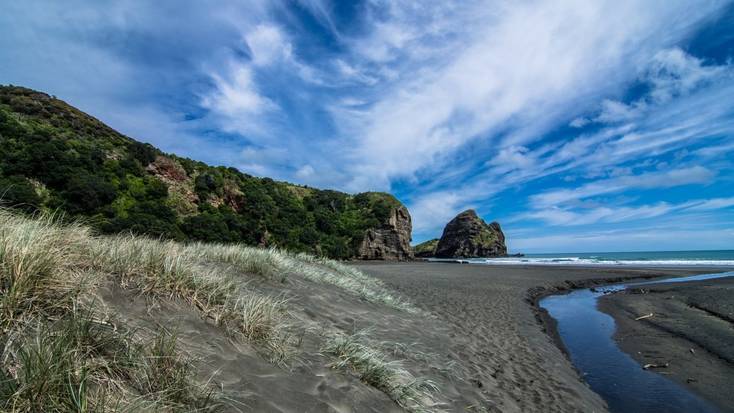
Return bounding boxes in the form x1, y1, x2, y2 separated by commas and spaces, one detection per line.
1, 1, 733, 252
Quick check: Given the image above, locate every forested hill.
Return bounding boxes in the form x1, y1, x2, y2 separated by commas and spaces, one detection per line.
0, 86, 413, 259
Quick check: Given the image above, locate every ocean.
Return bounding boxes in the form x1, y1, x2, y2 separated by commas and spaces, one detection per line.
436, 250, 734, 266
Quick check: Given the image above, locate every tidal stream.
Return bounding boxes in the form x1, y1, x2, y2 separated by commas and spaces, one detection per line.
540, 271, 734, 413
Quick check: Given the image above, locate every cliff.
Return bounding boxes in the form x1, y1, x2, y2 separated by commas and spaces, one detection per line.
434, 209, 507, 258
358, 202, 413, 260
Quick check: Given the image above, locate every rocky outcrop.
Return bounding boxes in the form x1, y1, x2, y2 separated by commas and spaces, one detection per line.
146, 156, 199, 216
434, 209, 507, 258
358, 205, 414, 260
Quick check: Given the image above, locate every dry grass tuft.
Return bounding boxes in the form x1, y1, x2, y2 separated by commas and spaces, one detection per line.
192, 243, 285, 281
322, 330, 442, 413
133, 329, 221, 410
294, 253, 419, 312
0, 210, 90, 327
87, 236, 295, 361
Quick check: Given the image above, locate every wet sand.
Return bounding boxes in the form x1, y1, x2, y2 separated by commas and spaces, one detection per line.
599, 276, 734, 412
355, 262, 719, 413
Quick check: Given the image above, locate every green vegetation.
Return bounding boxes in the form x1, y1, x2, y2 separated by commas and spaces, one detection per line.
413, 238, 439, 257
0, 209, 222, 411
0, 85, 404, 258
0, 200, 445, 412
0, 85, 443, 410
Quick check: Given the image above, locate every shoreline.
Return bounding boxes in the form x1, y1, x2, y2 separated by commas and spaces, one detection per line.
524, 266, 732, 360
354, 261, 727, 412
598, 275, 734, 412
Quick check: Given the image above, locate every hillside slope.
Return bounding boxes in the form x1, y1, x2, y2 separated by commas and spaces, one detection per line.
0, 86, 412, 259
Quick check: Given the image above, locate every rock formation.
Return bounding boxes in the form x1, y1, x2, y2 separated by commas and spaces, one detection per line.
434, 209, 507, 258
358, 204, 414, 260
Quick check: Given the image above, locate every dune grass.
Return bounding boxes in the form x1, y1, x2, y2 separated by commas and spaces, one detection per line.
192, 243, 286, 281
0, 210, 90, 327
87, 235, 294, 363
0, 303, 220, 412
0, 209, 287, 409
190, 242, 418, 312
134, 329, 220, 410
0, 207, 424, 410
283, 252, 419, 313
322, 330, 441, 413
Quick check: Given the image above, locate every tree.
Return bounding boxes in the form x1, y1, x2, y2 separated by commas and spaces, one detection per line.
0, 176, 41, 213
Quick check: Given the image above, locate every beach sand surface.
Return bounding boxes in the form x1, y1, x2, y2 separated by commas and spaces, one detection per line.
599, 276, 734, 412
88, 259, 726, 412
355, 262, 722, 413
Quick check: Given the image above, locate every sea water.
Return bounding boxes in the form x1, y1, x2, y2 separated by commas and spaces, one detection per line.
436, 250, 734, 266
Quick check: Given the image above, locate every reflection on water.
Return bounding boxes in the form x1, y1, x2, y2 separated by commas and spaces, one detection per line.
540, 272, 734, 413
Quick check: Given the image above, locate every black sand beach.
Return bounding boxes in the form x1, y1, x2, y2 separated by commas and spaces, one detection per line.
599, 275, 734, 412
356, 262, 726, 413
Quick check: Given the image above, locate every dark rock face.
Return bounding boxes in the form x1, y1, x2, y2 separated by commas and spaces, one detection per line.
434, 209, 507, 258
358, 205, 414, 260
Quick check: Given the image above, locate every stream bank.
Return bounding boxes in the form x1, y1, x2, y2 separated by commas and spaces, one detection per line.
598, 275, 734, 412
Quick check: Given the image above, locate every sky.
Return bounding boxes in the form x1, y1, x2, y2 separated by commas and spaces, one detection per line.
1, 1, 733, 253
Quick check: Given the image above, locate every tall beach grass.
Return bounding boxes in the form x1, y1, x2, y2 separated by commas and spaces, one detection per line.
322, 330, 441, 413
0, 207, 423, 410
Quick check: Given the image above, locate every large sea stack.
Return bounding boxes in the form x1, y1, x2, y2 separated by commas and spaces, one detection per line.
434, 209, 507, 258
358, 203, 414, 260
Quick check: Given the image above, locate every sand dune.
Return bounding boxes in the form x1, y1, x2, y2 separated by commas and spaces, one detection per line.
3, 205, 720, 412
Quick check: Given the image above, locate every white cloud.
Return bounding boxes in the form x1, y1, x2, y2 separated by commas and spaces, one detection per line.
246, 24, 292, 67
645, 47, 725, 103
516, 194, 734, 228
295, 164, 316, 179
683, 197, 734, 212
334, 59, 378, 85
522, 203, 678, 226
595, 99, 644, 123
339, 1, 726, 191
295, 0, 338, 35
530, 166, 714, 208
201, 64, 277, 134
695, 141, 734, 158
569, 117, 590, 128
509, 226, 734, 253
408, 191, 473, 235
586, 47, 727, 126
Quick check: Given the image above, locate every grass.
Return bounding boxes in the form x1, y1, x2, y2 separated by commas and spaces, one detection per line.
0, 210, 89, 328
192, 243, 285, 281
134, 329, 220, 410
0, 207, 423, 410
0, 208, 290, 410
88, 235, 295, 362
285, 252, 420, 313
0, 304, 220, 412
184, 241, 418, 313
322, 330, 441, 413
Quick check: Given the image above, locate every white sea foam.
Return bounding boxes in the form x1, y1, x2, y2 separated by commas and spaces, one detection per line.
430, 257, 734, 266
